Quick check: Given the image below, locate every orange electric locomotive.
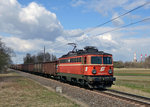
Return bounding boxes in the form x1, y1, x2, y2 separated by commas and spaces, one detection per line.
57, 46, 116, 88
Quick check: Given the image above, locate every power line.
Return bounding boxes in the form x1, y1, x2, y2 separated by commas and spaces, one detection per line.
76, 1, 150, 36
51, 17, 150, 52
39, 17, 150, 59
44, 2, 150, 54
93, 17, 150, 36
76, 17, 150, 44
93, 2, 150, 27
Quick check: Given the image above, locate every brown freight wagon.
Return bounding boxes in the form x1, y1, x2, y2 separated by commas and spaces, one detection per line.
42, 61, 57, 76
28, 64, 34, 72
17, 64, 22, 70
22, 64, 28, 71
34, 63, 42, 73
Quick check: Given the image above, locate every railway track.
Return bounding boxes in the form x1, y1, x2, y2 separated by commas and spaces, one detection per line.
95, 89, 150, 106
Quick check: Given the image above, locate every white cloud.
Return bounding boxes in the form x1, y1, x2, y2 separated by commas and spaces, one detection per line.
64, 29, 83, 37
114, 37, 150, 61
71, 0, 85, 7
71, 0, 129, 15
2, 37, 32, 52
10, 0, 17, 5
76, 34, 88, 41
1, 36, 46, 52
56, 36, 68, 44
123, 0, 147, 10
71, 0, 149, 15
98, 34, 112, 41
1, 25, 150, 63
0, 0, 150, 63
112, 13, 124, 26
0, 0, 63, 41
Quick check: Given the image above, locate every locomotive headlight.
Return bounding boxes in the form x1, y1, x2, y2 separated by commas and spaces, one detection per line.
92, 69, 97, 74
108, 69, 112, 74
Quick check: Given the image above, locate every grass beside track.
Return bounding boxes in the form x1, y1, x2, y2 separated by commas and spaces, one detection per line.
0, 71, 80, 107
111, 68, 150, 97
114, 68, 150, 76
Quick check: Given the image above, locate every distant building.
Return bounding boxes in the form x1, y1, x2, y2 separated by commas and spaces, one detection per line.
141, 54, 143, 62
133, 52, 137, 62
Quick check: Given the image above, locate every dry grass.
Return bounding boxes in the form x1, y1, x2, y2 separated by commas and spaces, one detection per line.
110, 85, 150, 98
114, 68, 150, 71
115, 76, 150, 81
0, 72, 80, 107
0, 72, 19, 77
114, 68, 150, 76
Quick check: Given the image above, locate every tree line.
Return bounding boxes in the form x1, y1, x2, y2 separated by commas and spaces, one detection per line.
23, 52, 57, 64
114, 56, 150, 68
0, 38, 14, 72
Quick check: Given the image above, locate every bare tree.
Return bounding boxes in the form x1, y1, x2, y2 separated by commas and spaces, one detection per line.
0, 38, 14, 72
23, 53, 33, 64
23, 52, 57, 64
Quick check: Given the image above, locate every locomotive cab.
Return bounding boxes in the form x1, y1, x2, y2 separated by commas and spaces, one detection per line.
85, 55, 113, 75
83, 54, 116, 88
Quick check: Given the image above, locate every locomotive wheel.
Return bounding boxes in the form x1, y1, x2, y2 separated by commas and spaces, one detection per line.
87, 84, 94, 89
78, 79, 85, 87
71, 78, 77, 85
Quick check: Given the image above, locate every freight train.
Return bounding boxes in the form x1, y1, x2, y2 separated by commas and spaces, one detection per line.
11, 46, 116, 88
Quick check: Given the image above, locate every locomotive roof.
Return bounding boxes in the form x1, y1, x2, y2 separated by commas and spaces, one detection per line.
60, 46, 112, 58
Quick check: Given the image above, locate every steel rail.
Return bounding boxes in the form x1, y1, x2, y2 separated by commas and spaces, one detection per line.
95, 89, 150, 106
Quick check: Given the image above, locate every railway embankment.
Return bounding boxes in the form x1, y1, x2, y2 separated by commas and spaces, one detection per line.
11, 69, 147, 107
0, 69, 80, 107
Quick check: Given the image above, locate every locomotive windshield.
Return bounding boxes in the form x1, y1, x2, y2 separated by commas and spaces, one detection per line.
91, 56, 102, 64
103, 57, 112, 64
91, 56, 112, 64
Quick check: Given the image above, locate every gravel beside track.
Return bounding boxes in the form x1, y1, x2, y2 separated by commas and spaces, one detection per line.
12, 69, 143, 107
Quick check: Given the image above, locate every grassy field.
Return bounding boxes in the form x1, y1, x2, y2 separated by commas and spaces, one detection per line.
111, 68, 150, 97
0, 72, 80, 107
114, 68, 150, 76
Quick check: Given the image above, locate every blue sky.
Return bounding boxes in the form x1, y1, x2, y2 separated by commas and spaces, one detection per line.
0, 0, 150, 63
17, 0, 107, 30
17, 0, 150, 29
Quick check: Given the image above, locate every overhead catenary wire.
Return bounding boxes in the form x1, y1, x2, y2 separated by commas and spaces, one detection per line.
51, 17, 150, 51
77, 1, 150, 35
93, 17, 150, 36
74, 17, 150, 45
39, 1, 150, 54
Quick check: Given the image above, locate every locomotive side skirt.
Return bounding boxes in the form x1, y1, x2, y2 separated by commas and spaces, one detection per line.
57, 72, 115, 82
